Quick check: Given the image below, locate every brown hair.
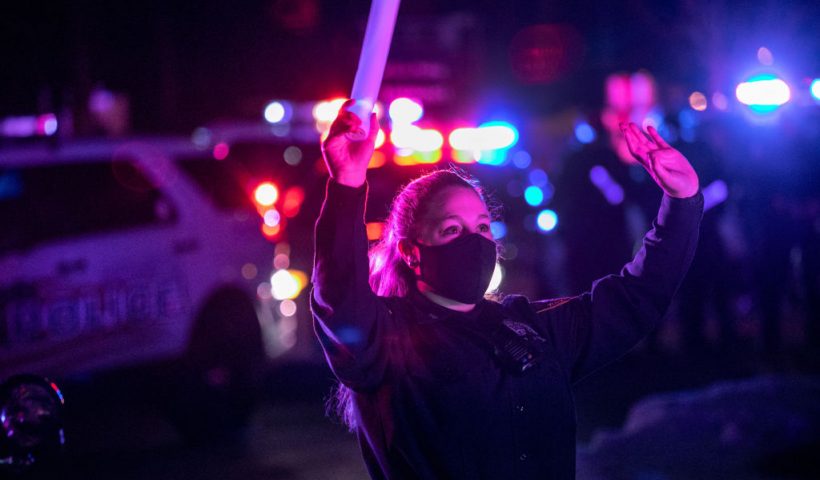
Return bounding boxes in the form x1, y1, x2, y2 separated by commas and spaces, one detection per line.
330, 167, 501, 430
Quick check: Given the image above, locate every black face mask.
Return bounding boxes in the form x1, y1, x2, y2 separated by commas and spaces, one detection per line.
415, 233, 498, 304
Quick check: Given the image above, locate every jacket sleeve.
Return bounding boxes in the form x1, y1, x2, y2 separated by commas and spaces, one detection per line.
310, 179, 395, 390
534, 192, 703, 383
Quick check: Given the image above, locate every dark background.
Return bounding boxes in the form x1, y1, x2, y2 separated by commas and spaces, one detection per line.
3, 0, 818, 131
2, 1, 820, 478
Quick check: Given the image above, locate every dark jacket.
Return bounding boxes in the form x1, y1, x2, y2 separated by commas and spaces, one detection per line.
312, 179, 703, 479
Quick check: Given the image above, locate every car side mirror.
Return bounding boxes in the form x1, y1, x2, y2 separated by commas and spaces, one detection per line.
0, 375, 65, 475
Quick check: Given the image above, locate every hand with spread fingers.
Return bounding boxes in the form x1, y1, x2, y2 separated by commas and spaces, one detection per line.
321, 99, 379, 188
621, 122, 700, 198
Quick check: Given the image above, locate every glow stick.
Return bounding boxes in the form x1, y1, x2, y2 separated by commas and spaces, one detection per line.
348, 0, 401, 139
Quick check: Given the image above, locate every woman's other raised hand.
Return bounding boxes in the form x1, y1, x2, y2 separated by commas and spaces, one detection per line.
621, 122, 700, 198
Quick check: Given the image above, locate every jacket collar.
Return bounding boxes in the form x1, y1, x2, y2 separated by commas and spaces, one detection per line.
406, 287, 489, 325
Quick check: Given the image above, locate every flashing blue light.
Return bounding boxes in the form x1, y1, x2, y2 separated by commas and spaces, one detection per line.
574, 121, 597, 144
524, 186, 544, 207
490, 221, 507, 240
810, 79, 820, 101
735, 74, 790, 112
528, 169, 548, 187
512, 150, 532, 169
478, 121, 519, 149
476, 149, 509, 166
748, 104, 781, 113
536, 209, 558, 232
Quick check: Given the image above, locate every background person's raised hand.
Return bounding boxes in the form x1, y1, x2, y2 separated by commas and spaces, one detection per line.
321, 99, 379, 188
621, 122, 700, 199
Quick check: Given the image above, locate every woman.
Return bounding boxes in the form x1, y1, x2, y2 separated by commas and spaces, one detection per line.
312, 101, 702, 479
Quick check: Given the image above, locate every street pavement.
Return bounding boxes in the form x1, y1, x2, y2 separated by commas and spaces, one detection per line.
50, 348, 819, 480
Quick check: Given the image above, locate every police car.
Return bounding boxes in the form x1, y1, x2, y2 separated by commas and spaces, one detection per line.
0, 132, 320, 439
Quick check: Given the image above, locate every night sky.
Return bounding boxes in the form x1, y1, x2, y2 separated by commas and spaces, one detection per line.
2, 0, 818, 132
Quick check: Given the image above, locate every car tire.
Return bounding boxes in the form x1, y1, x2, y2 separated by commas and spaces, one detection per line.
164, 288, 266, 445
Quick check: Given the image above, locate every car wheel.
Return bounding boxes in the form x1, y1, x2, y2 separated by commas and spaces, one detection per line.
165, 288, 266, 445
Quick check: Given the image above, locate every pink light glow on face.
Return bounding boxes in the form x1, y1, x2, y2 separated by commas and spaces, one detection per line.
415, 186, 494, 246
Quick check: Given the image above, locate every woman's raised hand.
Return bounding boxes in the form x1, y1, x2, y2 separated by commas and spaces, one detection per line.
321, 99, 379, 187
621, 122, 700, 199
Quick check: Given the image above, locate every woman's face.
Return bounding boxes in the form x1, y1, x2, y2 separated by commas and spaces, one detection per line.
415, 186, 493, 246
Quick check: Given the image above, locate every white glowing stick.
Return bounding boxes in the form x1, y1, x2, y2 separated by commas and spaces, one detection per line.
348, 0, 401, 139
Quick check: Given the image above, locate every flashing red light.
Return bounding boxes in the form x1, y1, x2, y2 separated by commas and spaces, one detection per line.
282, 186, 305, 218
254, 182, 279, 207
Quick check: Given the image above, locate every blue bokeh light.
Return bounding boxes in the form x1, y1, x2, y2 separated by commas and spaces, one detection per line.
536, 209, 558, 232
811, 79, 820, 101
528, 169, 548, 187
574, 122, 597, 144
512, 150, 532, 169
490, 221, 507, 240
524, 185, 544, 206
